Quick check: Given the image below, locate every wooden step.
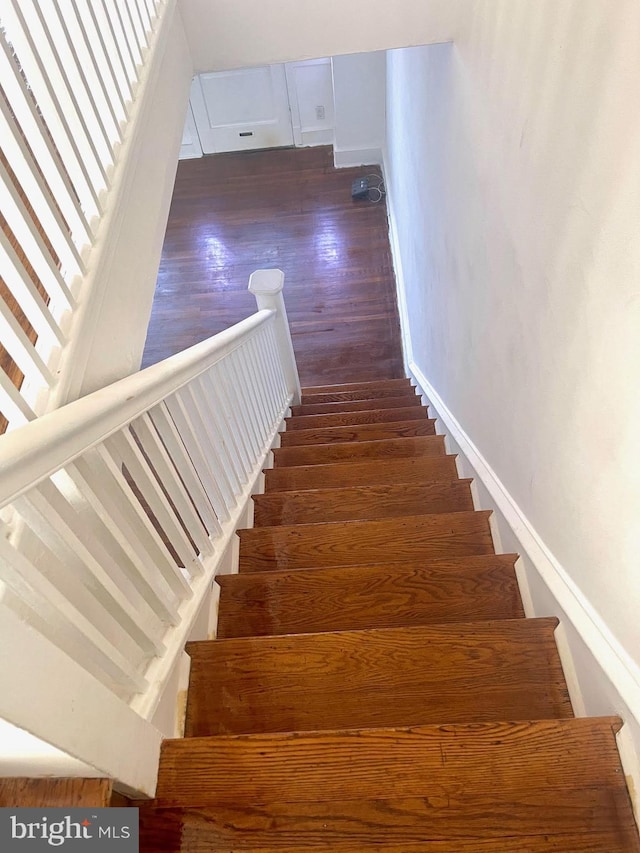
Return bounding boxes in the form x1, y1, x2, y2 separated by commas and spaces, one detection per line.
302, 377, 412, 395
253, 480, 475, 526
265, 454, 459, 491
0, 778, 113, 807
238, 511, 494, 572
185, 618, 572, 736
217, 554, 524, 637
285, 405, 430, 431
139, 718, 640, 852
300, 387, 419, 405
273, 435, 446, 468
291, 396, 423, 417
279, 418, 437, 446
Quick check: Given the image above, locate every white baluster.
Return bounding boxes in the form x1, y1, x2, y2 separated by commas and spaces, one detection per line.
0, 527, 147, 695
227, 356, 261, 457
0, 369, 36, 427
66, 458, 181, 626
131, 413, 214, 558
81, 0, 131, 117
148, 403, 222, 538
194, 374, 244, 494
0, 37, 90, 264
105, 429, 204, 579
209, 362, 252, 478
164, 394, 231, 523
14, 480, 165, 660
64, 0, 124, 142
178, 386, 236, 510
95, 0, 135, 101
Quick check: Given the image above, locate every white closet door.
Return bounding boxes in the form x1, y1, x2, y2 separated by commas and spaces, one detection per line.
190, 65, 294, 154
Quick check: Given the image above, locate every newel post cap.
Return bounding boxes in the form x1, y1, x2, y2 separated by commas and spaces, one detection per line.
248, 268, 285, 295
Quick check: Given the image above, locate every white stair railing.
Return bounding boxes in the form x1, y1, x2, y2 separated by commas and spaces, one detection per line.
0, 0, 165, 428
0, 271, 300, 794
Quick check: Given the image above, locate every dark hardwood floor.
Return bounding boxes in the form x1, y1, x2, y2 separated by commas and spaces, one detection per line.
141, 146, 404, 385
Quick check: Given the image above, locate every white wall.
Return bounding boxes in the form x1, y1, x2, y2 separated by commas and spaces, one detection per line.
384, 0, 640, 770
179, 0, 461, 72
332, 52, 386, 167
54, 3, 194, 401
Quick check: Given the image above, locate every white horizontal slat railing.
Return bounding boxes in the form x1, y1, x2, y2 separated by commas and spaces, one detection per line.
0, 0, 166, 431
0, 271, 300, 795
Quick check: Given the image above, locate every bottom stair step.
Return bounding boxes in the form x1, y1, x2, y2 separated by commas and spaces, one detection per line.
185, 618, 573, 736
216, 554, 525, 637
139, 717, 640, 852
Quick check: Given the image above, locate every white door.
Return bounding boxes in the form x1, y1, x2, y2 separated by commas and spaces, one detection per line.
190, 65, 294, 154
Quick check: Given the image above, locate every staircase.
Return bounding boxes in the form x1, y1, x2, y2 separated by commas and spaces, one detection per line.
138, 378, 640, 851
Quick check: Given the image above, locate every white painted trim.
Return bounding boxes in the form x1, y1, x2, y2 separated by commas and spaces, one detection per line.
333, 146, 383, 169
406, 358, 640, 815
297, 128, 334, 147
0, 607, 162, 797
380, 147, 411, 374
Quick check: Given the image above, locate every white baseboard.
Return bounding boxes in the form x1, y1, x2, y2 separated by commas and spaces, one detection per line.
408, 359, 640, 819
333, 146, 383, 169
380, 148, 411, 375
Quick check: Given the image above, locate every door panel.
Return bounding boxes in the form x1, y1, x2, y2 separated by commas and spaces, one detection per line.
191, 65, 294, 154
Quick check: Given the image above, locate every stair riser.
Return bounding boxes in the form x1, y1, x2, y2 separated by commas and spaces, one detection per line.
273, 435, 446, 467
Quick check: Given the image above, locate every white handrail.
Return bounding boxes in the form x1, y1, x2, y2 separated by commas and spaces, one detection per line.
0, 309, 273, 509
0, 283, 299, 791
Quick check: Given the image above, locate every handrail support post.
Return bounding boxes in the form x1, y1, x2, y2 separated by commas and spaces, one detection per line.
248, 269, 301, 405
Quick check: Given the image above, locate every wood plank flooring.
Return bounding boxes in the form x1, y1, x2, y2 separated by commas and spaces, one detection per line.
141, 146, 404, 385
0, 778, 112, 807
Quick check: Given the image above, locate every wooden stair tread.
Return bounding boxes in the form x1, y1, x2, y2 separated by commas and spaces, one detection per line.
291, 396, 423, 416
273, 435, 446, 467
159, 717, 615, 803
216, 554, 524, 637
279, 417, 437, 446
0, 778, 113, 807
285, 405, 431, 431
302, 378, 411, 394
135, 827, 639, 853
253, 480, 475, 526
184, 618, 573, 736
238, 511, 494, 572
300, 387, 419, 405
264, 455, 459, 491
140, 718, 639, 851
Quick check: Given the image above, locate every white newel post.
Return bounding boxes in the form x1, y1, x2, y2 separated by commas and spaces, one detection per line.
248, 269, 301, 405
